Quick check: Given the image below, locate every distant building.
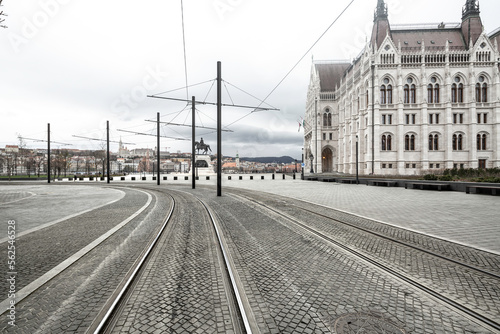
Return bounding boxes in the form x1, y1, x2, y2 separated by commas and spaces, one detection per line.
304, 0, 500, 175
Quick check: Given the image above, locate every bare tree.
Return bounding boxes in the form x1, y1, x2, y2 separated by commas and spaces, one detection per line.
34, 153, 45, 177
0, 0, 7, 29
17, 135, 28, 175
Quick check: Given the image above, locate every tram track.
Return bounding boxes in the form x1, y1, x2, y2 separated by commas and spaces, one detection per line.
91, 188, 255, 334
228, 191, 500, 333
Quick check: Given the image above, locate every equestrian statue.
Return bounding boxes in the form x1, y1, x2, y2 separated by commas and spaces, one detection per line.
194, 138, 212, 155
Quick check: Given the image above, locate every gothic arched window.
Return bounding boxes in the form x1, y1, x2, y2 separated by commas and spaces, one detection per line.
427, 77, 440, 103
482, 83, 488, 102
323, 108, 332, 127
387, 85, 393, 104
382, 134, 392, 151
477, 133, 487, 150
453, 134, 464, 151
476, 76, 488, 102
429, 134, 439, 151
405, 134, 416, 151
380, 85, 387, 104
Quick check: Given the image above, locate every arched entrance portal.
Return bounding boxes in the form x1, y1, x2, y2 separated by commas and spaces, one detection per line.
322, 148, 333, 173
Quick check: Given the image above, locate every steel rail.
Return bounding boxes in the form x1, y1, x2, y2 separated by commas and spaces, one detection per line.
92, 194, 176, 334
195, 196, 255, 334
235, 190, 500, 279
230, 192, 500, 333
294, 201, 500, 279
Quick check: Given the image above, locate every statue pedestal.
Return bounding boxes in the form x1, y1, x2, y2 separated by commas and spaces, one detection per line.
194, 155, 215, 175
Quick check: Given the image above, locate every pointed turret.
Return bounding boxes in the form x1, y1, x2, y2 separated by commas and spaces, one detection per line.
461, 0, 482, 49
370, 0, 391, 51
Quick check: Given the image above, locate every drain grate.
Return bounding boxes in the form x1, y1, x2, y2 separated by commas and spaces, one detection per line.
333, 311, 406, 334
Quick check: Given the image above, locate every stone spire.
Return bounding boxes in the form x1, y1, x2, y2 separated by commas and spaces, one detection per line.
462, 0, 480, 20
374, 0, 388, 21
461, 0, 482, 48
371, 0, 391, 51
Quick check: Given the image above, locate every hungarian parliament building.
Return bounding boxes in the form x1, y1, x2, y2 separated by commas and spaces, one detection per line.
304, 0, 499, 175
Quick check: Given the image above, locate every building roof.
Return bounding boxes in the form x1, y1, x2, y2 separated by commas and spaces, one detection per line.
392, 27, 466, 51
222, 162, 237, 168
490, 26, 500, 47
315, 62, 351, 92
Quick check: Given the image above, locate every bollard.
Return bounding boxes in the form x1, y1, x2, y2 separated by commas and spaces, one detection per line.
282, 174, 285, 180
293, 173, 296, 180
272, 174, 275, 180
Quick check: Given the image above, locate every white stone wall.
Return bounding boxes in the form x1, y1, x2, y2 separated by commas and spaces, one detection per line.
306, 34, 500, 175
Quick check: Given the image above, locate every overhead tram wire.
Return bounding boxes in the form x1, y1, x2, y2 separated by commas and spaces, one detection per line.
148, 95, 279, 111
223, 80, 235, 106
117, 129, 190, 141
225, 0, 355, 128
223, 80, 278, 110
144, 120, 233, 132
180, 0, 189, 101
20, 137, 72, 146
72, 135, 135, 145
153, 79, 215, 97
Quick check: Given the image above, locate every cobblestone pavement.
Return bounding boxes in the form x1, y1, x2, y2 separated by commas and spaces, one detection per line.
220, 176, 500, 255
0, 185, 167, 333
188, 186, 497, 333
111, 189, 236, 334
0, 186, 148, 294
0, 184, 124, 234
1, 181, 499, 333
225, 188, 500, 330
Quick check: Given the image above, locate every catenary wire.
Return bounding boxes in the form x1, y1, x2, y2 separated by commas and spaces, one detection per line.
226, 0, 356, 128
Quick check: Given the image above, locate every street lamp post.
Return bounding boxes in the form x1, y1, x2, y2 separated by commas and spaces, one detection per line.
301, 148, 304, 180
356, 135, 359, 184
309, 153, 314, 173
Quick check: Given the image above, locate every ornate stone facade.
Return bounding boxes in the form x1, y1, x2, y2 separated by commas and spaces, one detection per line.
304, 0, 500, 175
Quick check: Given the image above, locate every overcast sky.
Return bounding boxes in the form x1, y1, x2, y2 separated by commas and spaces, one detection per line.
1, 0, 498, 160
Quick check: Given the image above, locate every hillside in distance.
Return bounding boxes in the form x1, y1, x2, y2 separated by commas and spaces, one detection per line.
236, 156, 301, 164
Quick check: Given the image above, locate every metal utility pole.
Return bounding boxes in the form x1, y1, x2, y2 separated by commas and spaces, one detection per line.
157, 112, 160, 185
371, 64, 375, 175
192, 96, 196, 189
356, 135, 359, 184
47, 123, 51, 183
217, 61, 222, 197
107, 121, 110, 184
